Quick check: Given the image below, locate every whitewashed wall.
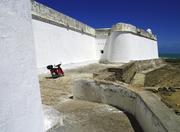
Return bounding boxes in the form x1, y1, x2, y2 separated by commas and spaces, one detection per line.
32, 20, 97, 72
104, 32, 159, 63
96, 36, 107, 60
0, 0, 44, 132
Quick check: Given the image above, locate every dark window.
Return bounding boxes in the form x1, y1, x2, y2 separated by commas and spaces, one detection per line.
100, 50, 104, 54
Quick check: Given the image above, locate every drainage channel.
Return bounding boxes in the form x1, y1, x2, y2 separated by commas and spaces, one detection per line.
124, 111, 144, 132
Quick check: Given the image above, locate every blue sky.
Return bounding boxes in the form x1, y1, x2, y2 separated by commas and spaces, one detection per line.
36, 0, 180, 54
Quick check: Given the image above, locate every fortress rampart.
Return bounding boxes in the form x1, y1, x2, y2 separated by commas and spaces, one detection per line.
111, 23, 157, 40
31, 1, 157, 40
30, 1, 159, 72
31, 1, 95, 37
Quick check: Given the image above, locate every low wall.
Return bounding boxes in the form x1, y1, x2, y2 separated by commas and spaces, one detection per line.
134, 59, 165, 72
95, 59, 165, 84
107, 62, 136, 83
73, 79, 180, 132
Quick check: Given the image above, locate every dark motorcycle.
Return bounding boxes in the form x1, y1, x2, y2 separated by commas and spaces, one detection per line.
47, 63, 64, 78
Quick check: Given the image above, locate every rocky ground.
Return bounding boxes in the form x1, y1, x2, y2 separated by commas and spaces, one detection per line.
39, 63, 138, 132
144, 59, 180, 115
145, 59, 180, 87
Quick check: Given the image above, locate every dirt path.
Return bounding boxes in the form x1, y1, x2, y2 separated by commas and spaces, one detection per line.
39, 63, 111, 106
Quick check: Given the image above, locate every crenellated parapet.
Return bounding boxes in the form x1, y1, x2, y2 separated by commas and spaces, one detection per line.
31, 1, 96, 37
95, 28, 111, 37
111, 23, 157, 40
96, 23, 157, 41
31, 1, 157, 40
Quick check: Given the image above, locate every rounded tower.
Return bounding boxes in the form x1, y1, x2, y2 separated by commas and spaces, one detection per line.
103, 23, 159, 63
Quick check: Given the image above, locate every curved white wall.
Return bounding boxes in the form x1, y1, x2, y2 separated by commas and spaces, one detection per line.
104, 32, 159, 63
32, 20, 97, 71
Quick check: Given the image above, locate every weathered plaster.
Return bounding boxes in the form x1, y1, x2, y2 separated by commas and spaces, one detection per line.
73, 79, 180, 132
0, 0, 44, 131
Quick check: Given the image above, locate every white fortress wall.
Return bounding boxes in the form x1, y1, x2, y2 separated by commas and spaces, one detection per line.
0, 0, 44, 131
32, 19, 97, 72
31, 1, 98, 73
104, 23, 159, 63
31, 2, 159, 72
107, 32, 158, 62
95, 28, 111, 60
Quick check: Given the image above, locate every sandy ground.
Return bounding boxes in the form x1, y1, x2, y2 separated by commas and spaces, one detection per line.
39, 63, 137, 132
39, 63, 112, 106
